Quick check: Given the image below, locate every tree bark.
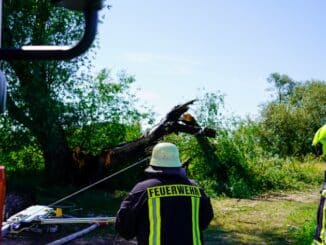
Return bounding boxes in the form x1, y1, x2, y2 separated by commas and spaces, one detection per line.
39, 126, 71, 183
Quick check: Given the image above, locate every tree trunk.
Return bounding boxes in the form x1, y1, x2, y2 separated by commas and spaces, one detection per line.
7, 61, 72, 183
39, 127, 71, 183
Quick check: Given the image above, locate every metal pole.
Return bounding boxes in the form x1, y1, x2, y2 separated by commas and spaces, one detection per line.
46, 223, 100, 245
40, 217, 116, 225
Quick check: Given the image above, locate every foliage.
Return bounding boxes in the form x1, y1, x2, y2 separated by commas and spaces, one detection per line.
258, 76, 326, 158
194, 89, 225, 129
289, 206, 317, 245
64, 69, 153, 128
248, 157, 321, 192
166, 133, 251, 198
167, 130, 321, 198
267, 73, 296, 103
0, 116, 44, 174
260, 103, 318, 157
0, 67, 151, 179
65, 69, 152, 153
232, 116, 321, 194
165, 91, 253, 197
232, 118, 264, 160
192, 91, 252, 197
0, 1, 90, 181
0, 1, 151, 181
164, 86, 323, 198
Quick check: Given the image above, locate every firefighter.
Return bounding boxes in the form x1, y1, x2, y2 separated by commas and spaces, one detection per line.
312, 124, 326, 157
312, 124, 326, 244
115, 142, 214, 245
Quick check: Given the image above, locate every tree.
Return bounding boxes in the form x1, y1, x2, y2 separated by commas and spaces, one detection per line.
164, 92, 252, 197
194, 89, 225, 129
259, 78, 326, 157
267, 73, 296, 103
0, 2, 215, 185
1, 1, 89, 182
1, 1, 151, 183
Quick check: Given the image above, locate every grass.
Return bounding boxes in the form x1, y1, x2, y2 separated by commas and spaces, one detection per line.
3, 161, 325, 244
5, 186, 321, 244
204, 188, 320, 244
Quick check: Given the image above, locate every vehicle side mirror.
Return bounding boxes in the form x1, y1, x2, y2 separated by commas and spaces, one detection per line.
0, 0, 102, 60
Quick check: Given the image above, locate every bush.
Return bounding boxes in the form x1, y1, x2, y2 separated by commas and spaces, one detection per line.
258, 80, 326, 158
231, 117, 322, 195
248, 157, 321, 192
0, 145, 44, 173
293, 219, 316, 245
165, 131, 254, 198
165, 121, 322, 198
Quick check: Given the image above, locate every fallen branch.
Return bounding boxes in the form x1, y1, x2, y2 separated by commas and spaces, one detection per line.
71, 100, 216, 185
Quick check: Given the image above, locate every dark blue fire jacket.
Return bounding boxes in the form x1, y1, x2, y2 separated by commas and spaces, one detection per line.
115, 173, 214, 245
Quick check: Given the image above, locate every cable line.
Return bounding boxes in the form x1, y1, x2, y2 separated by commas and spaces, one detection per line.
48, 157, 150, 207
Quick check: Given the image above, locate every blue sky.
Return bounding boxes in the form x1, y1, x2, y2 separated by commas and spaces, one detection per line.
94, 0, 326, 119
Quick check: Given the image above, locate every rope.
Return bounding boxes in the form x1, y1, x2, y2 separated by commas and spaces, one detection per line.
48, 157, 149, 207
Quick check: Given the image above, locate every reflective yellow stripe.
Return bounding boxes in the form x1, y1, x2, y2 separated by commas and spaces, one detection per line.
149, 198, 154, 244
322, 190, 326, 198
312, 240, 322, 245
321, 201, 326, 243
148, 197, 161, 245
156, 198, 161, 245
192, 197, 201, 245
